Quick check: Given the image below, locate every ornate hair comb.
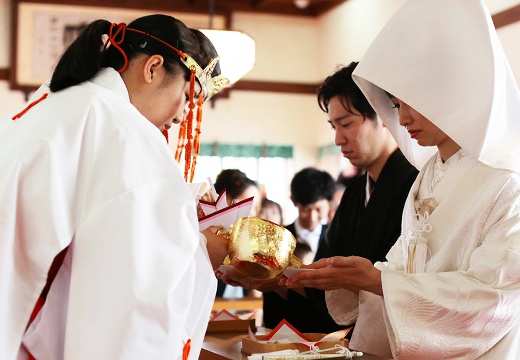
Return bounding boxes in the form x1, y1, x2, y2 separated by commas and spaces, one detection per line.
181, 55, 229, 100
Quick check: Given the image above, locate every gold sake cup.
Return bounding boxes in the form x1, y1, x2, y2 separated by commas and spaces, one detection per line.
226, 217, 299, 279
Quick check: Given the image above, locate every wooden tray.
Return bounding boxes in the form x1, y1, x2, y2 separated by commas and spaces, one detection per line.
241, 333, 349, 355
206, 319, 256, 334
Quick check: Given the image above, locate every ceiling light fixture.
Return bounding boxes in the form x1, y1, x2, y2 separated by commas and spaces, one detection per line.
294, 0, 310, 9
201, 0, 255, 86
200, 29, 255, 84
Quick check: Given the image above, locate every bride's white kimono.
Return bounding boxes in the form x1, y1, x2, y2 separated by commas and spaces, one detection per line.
0, 68, 216, 359
328, 151, 520, 359
327, 0, 520, 359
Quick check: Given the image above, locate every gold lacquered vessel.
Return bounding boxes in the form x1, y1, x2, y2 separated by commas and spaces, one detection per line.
227, 217, 297, 279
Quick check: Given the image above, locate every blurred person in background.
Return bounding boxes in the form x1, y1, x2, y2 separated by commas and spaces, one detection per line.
258, 198, 283, 225
261, 167, 339, 332
328, 169, 365, 225
214, 168, 262, 216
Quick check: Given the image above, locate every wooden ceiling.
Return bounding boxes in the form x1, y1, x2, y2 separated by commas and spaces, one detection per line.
192, 0, 349, 17
39, 0, 349, 18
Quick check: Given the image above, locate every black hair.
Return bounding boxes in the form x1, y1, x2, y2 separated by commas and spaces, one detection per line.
50, 15, 203, 92
190, 29, 222, 77
259, 198, 283, 224
214, 169, 258, 200
290, 167, 335, 206
317, 61, 377, 121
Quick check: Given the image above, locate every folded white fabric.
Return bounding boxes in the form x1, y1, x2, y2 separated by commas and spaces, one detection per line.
247, 347, 363, 359
248, 349, 299, 360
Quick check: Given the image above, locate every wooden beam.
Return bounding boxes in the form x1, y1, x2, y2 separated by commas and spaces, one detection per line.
492, 4, 520, 29
0, 65, 318, 95
0, 68, 8, 80
13, 0, 344, 18
232, 80, 319, 94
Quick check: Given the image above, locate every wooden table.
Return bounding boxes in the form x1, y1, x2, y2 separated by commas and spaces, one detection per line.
199, 330, 390, 360
200, 331, 248, 360
212, 297, 263, 312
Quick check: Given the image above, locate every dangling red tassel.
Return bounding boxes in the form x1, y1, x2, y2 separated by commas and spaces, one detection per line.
189, 93, 204, 183
175, 120, 187, 162
183, 69, 196, 182
182, 339, 192, 360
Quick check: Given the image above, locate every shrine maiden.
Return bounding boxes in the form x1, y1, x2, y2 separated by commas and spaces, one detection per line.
283, 0, 520, 358
0, 15, 229, 360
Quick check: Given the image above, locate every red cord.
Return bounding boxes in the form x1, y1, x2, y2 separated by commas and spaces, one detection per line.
182, 339, 191, 360
162, 129, 169, 143
108, 23, 128, 73
183, 69, 196, 181
12, 93, 48, 120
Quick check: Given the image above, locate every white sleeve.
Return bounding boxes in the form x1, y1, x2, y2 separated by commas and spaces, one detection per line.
323, 256, 398, 330
382, 179, 520, 359
24, 179, 214, 360
200, 232, 208, 245
325, 289, 359, 326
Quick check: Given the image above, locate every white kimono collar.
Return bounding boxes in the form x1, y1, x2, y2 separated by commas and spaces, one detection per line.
90, 67, 130, 101
352, 0, 520, 174
28, 68, 130, 104
294, 219, 322, 254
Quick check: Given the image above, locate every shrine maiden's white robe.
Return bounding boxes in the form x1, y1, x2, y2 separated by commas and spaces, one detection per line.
326, 0, 520, 358
0, 67, 216, 359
